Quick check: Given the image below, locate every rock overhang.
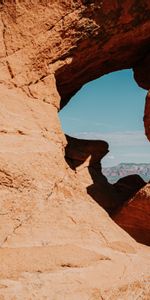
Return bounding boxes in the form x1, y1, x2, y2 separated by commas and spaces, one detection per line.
55, 0, 150, 107
65, 135, 109, 164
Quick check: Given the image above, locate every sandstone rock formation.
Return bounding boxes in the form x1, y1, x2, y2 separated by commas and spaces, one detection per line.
113, 184, 150, 246
65, 134, 109, 167
66, 135, 148, 243
65, 135, 120, 213
0, 1, 150, 299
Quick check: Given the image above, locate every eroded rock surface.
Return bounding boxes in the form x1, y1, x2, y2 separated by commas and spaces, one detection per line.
0, 1, 150, 299
113, 184, 150, 246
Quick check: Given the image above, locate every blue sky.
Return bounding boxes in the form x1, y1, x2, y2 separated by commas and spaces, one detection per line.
59, 69, 150, 167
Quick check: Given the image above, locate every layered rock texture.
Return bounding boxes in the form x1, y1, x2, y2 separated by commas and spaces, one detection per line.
113, 184, 150, 246
0, 1, 150, 299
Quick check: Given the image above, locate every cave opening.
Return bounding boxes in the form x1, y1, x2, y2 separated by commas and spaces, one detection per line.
59, 68, 149, 179
58, 68, 149, 245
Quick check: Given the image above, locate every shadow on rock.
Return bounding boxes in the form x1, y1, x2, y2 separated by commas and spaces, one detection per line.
65, 135, 150, 245
65, 135, 146, 215
113, 174, 146, 203
87, 166, 146, 215
65, 134, 109, 170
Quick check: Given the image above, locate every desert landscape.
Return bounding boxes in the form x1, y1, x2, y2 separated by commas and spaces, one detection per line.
0, 1, 150, 299
103, 163, 150, 183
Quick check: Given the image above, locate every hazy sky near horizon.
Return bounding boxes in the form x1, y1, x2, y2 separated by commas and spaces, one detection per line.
59, 69, 150, 167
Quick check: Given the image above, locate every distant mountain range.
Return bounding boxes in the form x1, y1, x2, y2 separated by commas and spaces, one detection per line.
102, 163, 150, 184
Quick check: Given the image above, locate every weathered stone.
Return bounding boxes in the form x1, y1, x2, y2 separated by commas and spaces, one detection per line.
0, 1, 150, 299
113, 184, 150, 246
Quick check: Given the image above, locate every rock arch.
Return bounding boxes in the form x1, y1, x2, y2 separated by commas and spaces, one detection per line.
0, 1, 150, 298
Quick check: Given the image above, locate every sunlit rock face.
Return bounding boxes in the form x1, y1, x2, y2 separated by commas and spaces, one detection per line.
0, 1, 150, 299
